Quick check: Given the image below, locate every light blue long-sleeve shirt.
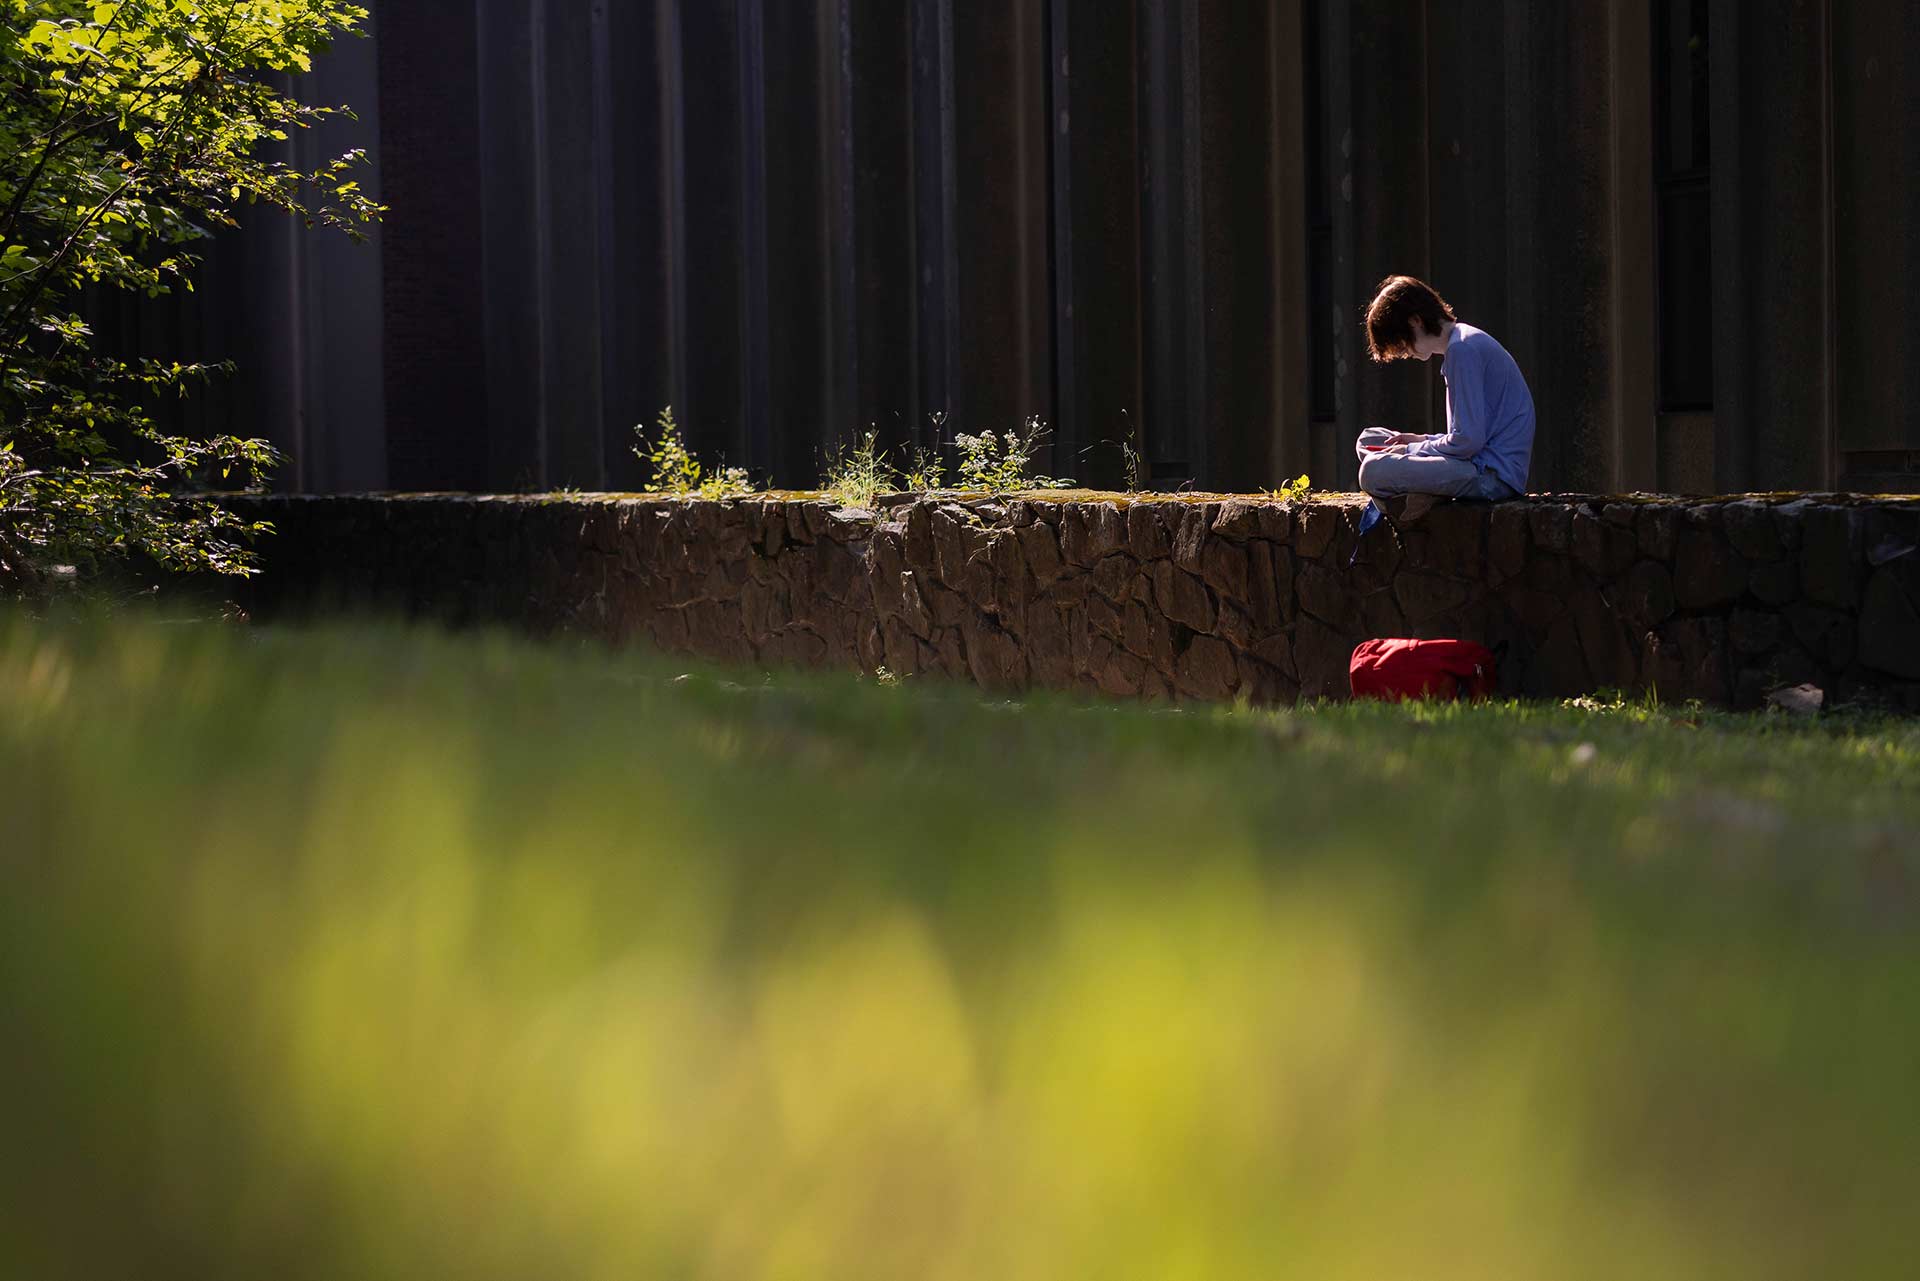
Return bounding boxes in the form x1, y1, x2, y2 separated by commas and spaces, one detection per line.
1405, 322, 1535, 494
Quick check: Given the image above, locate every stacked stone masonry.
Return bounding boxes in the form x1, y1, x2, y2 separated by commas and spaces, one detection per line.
232, 492, 1920, 709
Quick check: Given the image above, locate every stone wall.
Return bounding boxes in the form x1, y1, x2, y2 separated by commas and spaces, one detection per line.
229, 492, 1920, 709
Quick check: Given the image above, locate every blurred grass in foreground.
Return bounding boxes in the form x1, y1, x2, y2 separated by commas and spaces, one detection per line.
3, 613, 1919, 1280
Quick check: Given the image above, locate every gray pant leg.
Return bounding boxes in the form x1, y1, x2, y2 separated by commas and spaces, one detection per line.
1356, 449, 1486, 499
1461, 472, 1520, 502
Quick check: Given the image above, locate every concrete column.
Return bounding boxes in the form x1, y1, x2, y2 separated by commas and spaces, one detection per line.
1266, 0, 1312, 488
1192, 0, 1296, 490
846, 0, 919, 457
312, 26, 389, 494
1428, 0, 1512, 339
1349, 1, 1435, 450
177, 17, 389, 494
1435, 0, 1654, 495
1705, 0, 1747, 492
950, 0, 1051, 455
762, 0, 849, 485
1831, 0, 1920, 472
1605, 0, 1658, 491
475, 0, 544, 489
597, 0, 675, 489
678, 1, 752, 472
1705, 0, 1832, 491
539, 0, 613, 489
1429, 0, 1525, 474
1498, 0, 1540, 484
376, 0, 486, 490
1048, 0, 1145, 489
228, 176, 304, 487
1501, 2, 1618, 492
1307, 0, 1359, 489
1137, 0, 1202, 483
910, 0, 961, 449
231, 24, 390, 494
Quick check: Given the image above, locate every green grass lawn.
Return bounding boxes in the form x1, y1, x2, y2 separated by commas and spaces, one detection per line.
4, 614, 1919, 1280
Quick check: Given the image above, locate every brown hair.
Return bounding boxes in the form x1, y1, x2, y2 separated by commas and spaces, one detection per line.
1364, 275, 1457, 361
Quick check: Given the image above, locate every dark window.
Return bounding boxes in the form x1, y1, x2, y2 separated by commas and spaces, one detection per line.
1654, 0, 1712, 410
1304, 0, 1335, 423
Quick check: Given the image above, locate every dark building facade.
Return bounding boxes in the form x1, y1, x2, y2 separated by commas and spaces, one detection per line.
148, 0, 1920, 496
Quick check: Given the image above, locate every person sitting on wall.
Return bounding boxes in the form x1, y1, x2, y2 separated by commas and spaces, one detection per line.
1354, 274, 1535, 504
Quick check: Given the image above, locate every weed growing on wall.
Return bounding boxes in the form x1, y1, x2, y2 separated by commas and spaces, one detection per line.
902, 411, 949, 490
1269, 474, 1312, 503
820, 425, 956, 506
633, 407, 752, 498
954, 416, 1075, 493
1115, 409, 1145, 492
821, 431, 892, 508
1083, 410, 1146, 493
901, 443, 946, 492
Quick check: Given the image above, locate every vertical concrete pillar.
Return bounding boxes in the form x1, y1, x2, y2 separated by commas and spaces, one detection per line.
1428, 0, 1511, 338
1706, 0, 1832, 492
244, 25, 388, 493
1606, 0, 1658, 491
1306, 0, 1360, 489
1048, 0, 1145, 489
1502, 2, 1618, 492
1266, 0, 1313, 488
678, 1, 752, 471
1831, 0, 1920, 475
846, 0, 919, 457
1429, 0, 1526, 472
1498, 0, 1541, 484
950, 0, 1052, 454
1193, 0, 1296, 490
763, 0, 851, 485
820, 0, 860, 476
739, 0, 772, 478
1433, 0, 1653, 495
1348, 1, 1434, 449
475, 0, 545, 489
598, 0, 675, 489
910, 0, 961, 448
1137, 0, 1203, 483
1705, 0, 1747, 492
320, 55, 388, 490
229, 174, 305, 486
539, 0, 613, 488
377, 0, 487, 490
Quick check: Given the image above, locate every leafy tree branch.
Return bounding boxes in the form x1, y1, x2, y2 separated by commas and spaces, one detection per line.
0, 0, 381, 589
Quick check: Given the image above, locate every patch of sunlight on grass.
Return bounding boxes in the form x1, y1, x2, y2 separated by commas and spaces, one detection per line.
2, 612, 1918, 1280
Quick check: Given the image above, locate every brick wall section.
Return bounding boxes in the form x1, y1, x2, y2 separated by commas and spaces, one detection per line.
227, 492, 1920, 710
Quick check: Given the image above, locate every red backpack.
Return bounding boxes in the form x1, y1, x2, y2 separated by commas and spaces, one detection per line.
1349, 638, 1499, 702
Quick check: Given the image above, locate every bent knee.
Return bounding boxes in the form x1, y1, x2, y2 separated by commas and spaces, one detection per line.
1356, 454, 1396, 497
